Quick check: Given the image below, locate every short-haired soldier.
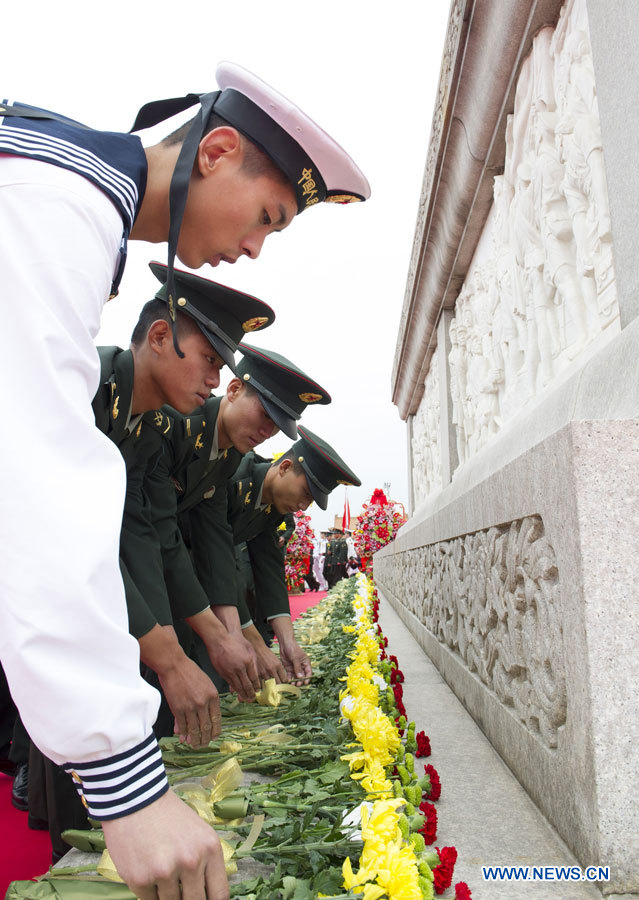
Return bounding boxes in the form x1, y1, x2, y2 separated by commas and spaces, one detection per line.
0, 63, 369, 897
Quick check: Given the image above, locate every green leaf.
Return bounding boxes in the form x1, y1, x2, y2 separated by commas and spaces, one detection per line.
61, 829, 106, 852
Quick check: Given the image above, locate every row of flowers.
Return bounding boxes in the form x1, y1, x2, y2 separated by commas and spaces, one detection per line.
8, 573, 470, 900
337, 573, 471, 899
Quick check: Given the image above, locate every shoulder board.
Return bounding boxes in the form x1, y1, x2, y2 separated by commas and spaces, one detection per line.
96, 345, 120, 384
142, 409, 173, 436
181, 414, 207, 440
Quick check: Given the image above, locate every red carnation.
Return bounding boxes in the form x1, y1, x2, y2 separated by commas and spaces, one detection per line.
419, 801, 437, 844
455, 883, 472, 900
424, 764, 441, 801
415, 731, 431, 757
433, 847, 457, 894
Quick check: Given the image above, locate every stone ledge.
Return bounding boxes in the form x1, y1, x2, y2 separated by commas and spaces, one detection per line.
374, 419, 639, 892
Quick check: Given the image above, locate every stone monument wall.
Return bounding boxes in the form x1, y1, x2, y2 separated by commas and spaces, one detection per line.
385, 0, 639, 892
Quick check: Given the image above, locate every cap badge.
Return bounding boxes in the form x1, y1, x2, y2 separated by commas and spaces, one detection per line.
299, 392, 323, 403
325, 194, 362, 204
242, 316, 269, 332
298, 168, 320, 208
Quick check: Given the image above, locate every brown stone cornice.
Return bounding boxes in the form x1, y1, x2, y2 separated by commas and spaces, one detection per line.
392, 0, 565, 420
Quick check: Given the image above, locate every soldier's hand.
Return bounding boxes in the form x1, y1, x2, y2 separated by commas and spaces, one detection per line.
254, 641, 288, 684
158, 657, 221, 748
279, 639, 312, 686
103, 789, 229, 900
208, 634, 262, 701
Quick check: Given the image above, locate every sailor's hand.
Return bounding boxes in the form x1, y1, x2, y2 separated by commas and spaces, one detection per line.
103, 790, 229, 900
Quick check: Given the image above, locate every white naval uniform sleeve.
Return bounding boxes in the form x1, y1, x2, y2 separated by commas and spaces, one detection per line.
0, 158, 167, 819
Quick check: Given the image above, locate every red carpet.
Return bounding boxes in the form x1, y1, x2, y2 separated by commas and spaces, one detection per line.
0, 592, 327, 895
0, 773, 51, 896
288, 590, 327, 621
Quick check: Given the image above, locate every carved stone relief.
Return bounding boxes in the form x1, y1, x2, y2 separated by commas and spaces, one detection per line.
375, 516, 567, 749
446, 0, 618, 465
411, 362, 442, 506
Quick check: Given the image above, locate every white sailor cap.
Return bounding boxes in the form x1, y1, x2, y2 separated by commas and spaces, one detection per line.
215, 62, 371, 213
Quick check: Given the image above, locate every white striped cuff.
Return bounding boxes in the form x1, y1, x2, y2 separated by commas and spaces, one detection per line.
63, 733, 168, 820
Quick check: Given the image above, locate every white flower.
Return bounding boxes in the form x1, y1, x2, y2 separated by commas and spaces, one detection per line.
340, 801, 373, 840
339, 695, 355, 718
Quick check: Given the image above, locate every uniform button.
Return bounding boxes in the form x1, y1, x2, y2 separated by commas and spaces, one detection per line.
71, 771, 82, 784
81, 795, 89, 809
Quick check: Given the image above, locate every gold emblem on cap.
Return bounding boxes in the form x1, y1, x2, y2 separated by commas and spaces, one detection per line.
243, 373, 251, 381
325, 194, 362, 204
242, 316, 269, 332
299, 392, 323, 403
177, 297, 187, 307
298, 167, 319, 207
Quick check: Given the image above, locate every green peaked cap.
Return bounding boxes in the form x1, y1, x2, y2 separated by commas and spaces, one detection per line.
292, 425, 361, 510
237, 344, 330, 440
150, 262, 274, 370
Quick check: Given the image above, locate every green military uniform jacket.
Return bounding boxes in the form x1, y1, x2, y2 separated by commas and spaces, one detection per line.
227, 453, 293, 627
132, 395, 243, 623
92, 347, 176, 638
323, 537, 335, 582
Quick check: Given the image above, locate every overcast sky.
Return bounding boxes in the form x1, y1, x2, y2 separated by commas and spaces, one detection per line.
5, 0, 450, 532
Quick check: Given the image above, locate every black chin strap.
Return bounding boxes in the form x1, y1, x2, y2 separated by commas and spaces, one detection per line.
130, 92, 220, 358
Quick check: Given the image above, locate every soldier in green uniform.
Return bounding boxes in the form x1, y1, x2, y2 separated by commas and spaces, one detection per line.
121, 344, 331, 727
228, 426, 361, 684
323, 529, 336, 588
98, 261, 279, 742
333, 529, 349, 582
